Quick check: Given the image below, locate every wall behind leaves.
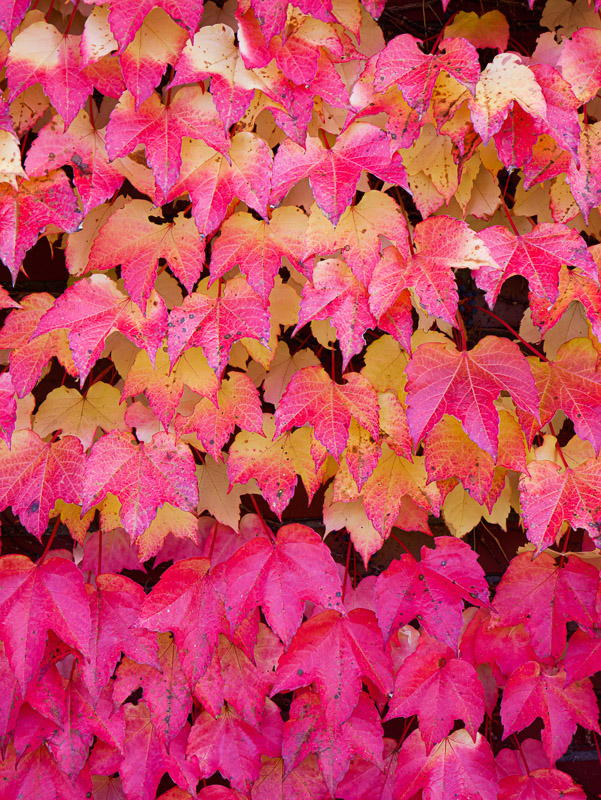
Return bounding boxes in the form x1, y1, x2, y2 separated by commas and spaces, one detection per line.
0, 0, 601, 797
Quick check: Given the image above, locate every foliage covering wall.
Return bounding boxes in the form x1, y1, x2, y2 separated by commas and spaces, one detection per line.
0, 0, 601, 797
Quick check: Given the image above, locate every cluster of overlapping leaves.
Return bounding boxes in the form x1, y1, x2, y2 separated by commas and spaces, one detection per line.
0, 0, 601, 797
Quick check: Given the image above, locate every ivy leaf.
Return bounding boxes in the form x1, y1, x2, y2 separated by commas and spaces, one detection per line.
272, 608, 393, 727
387, 631, 485, 749
405, 336, 539, 460
83, 431, 198, 541
274, 366, 379, 459
0, 555, 90, 693
501, 661, 600, 762
374, 35, 480, 116
105, 88, 229, 202
491, 551, 599, 660
395, 729, 498, 800
225, 522, 344, 646
374, 536, 489, 647
271, 123, 407, 225
167, 277, 270, 379
87, 199, 206, 310
32, 275, 168, 384
139, 558, 230, 686
0, 430, 85, 540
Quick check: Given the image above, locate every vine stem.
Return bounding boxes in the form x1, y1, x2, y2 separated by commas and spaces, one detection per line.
512, 734, 530, 774
390, 531, 412, 555
38, 517, 61, 566
250, 495, 276, 543
477, 306, 548, 361
341, 536, 352, 602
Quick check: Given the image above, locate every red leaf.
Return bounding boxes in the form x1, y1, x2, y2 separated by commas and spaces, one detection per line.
186, 700, 282, 791
105, 88, 228, 202
83, 431, 198, 540
0, 172, 82, 280
0, 555, 90, 692
272, 608, 393, 727
33, 275, 167, 384
395, 729, 498, 800
167, 276, 270, 379
476, 223, 597, 307
375, 536, 489, 647
251, 755, 329, 800
0, 430, 84, 540
501, 661, 600, 762
387, 631, 485, 750
139, 558, 229, 686
375, 36, 480, 116
107, 0, 204, 51
225, 522, 344, 646
491, 551, 599, 660
271, 123, 406, 225
405, 336, 539, 459
283, 689, 383, 795
498, 769, 587, 800
274, 366, 379, 459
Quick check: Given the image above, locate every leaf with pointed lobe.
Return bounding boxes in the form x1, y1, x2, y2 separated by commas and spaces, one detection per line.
296, 259, 375, 369
228, 414, 327, 518
558, 26, 601, 103
374, 36, 479, 117
167, 276, 270, 379
24, 111, 124, 216
395, 729, 498, 800
254, 341, 320, 406
501, 661, 600, 763
0, 0, 28, 36
369, 216, 495, 329
303, 191, 411, 287
251, 755, 329, 800
33, 383, 127, 451
531, 63, 581, 159
244, 0, 334, 45
105, 88, 228, 203
10, 745, 91, 800
168, 134, 272, 238
272, 14, 344, 86
337, 737, 398, 800
172, 23, 262, 128
134, 504, 199, 562
443, 10, 509, 51
272, 608, 393, 727
519, 457, 601, 553
86, 199, 206, 309
119, 9, 188, 108
122, 347, 218, 430
352, 446, 440, 537
491, 551, 599, 660
139, 557, 230, 686
476, 224, 596, 308
198, 455, 249, 530
176, 371, 263, 460
0, 555, 90, 693
499, 769, 587, 800
120, 701, 171, 800
375, 536, 489, 647
83, 431, 198, 542
0, 171, 83, 281
225, 522, 343, 646
0, 430, 84, 540
195, 624, 283, 724
209, 207, 308, 302
81, 575, 159, 705
274, 366, 378, 459
283, 689, 383, 795
406, 336, 539, 460
107, 0, 203, 51
33, 275, 167, 384
6, 21, 92, 127
468, 53, 547, 144
424, 412, 526, 508
114, 633, 192, 746
530, 266, 601, 343
187, 700, 282, 792
271, 122, 407, 225
387, 631, 485, 750
0, 641, 21, 747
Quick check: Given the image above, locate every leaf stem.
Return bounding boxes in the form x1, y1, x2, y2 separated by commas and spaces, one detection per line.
390, 531, 412, 555
97, 529, 102, 575
64, 1, 80, 36
250, 495, 276, 543
477, 306, 548, 361
512, 734, 530, 774
341, 536, 352, 602
207, 520, 218, 562
38, 517, 61, 566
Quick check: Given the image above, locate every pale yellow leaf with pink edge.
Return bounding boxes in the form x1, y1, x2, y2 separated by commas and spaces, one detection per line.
135, 503, 199, 561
